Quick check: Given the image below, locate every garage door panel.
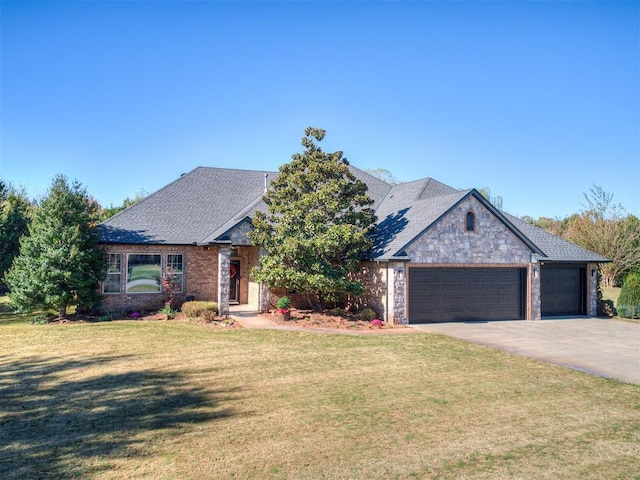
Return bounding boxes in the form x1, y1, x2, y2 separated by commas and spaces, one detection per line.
541, 267, 585, 316
408, 267, 525, 323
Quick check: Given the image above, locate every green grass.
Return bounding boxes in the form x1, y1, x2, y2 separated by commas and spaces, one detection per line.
1, 298, 638, 479
602, 286, 622, 307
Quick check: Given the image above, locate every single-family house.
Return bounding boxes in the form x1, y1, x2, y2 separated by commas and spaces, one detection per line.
98, 165, 608, 323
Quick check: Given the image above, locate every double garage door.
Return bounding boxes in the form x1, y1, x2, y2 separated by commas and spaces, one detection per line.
408, 267, 526, 323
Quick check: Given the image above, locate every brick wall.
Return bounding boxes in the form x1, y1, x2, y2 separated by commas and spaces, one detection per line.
101, 244, 218, 313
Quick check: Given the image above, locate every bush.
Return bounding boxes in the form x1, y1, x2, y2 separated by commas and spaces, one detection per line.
598, 299, 616, 318
360, 308, 376, 321
159, 304, 177, 320
182, 301, 218, 321
617, 271, 640, 319
276, 296, 291, 310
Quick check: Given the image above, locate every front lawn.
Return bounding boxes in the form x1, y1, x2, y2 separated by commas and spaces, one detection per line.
1, 306, 638, 479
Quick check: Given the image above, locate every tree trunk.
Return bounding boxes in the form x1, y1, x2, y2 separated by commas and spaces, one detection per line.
601, 273, 616, 289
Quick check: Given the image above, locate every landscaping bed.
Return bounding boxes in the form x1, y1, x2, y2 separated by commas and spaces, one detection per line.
267, 308, 407, 330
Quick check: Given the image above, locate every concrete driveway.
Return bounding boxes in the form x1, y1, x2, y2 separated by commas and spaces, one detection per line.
412, 318, 640, 384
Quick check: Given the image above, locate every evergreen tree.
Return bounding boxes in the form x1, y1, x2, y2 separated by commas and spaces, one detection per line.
0, 182, 31, 283
249, 127, 377, 310
5, 175, 105, 317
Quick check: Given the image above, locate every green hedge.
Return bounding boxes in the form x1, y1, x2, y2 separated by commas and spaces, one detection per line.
182, 301, 218, 321
617, 271, 640, 319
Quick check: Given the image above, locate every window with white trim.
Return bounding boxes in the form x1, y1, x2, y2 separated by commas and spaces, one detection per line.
166, 254, 184, 293
126, 254, 162, 293
103, 253, 122, 294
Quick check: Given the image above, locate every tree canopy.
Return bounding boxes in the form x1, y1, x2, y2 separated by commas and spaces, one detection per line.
527, 185, 640, 287
5, 175, 105, 317
99, 189, 148, 220
0, 181, 31, 283
248, 127, 377, 310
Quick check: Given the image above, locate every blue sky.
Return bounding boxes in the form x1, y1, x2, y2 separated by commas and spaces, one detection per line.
1, 0, 638, 219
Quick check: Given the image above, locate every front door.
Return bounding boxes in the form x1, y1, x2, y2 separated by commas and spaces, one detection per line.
229, 260, 240, 303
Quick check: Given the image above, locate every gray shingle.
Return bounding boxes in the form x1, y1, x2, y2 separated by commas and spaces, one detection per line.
99, 164, 608, 264
99, 167, 276, 244
506, 214, 609, 263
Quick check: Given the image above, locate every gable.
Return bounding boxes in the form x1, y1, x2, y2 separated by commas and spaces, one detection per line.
403, 195, 533, 264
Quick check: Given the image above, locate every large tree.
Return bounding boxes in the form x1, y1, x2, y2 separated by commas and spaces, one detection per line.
249, 127, 377, 310
563, 186, 640, 287
5, 175, 105, 317
0, 181, 31, 283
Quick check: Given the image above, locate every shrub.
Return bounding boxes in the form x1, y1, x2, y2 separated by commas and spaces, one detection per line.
360, 308, 376, 321
182, 301, 218, 321
329, 307, 348, 318
370, 319, 383, 328
617, 271, 640, 319
31, 314, 51, 325
276, 296, 291, 311
159, 304, 177, 320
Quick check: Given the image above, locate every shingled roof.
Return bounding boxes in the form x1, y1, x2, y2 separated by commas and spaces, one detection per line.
505, 214, 609, 263
99, 165, 607, 264
100, 167, 277, 245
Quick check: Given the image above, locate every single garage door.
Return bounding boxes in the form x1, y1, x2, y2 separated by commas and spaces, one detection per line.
541, 266, 586, 316
408, 267, 526, 323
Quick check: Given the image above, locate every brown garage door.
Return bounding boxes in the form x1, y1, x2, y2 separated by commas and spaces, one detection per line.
408, 267, 526, 323
541, 266, 586, 316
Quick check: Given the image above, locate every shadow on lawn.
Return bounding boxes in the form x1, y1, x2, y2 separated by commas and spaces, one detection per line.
0, 354, 239, 479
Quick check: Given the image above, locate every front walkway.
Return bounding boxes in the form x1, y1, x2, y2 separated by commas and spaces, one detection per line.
412, 318, 640, 384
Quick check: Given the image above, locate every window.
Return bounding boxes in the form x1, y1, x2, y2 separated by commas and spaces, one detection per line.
166, 254, 184, 293
466, 211, 475, 232
103, 253, 122, 294
126, 254, 162, 293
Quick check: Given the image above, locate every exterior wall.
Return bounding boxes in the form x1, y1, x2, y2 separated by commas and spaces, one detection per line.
403, 196, 537, 320
228, 220, 254, 246
587, 262, 598, 316
352, 261, 407, 324
390, 262, 406, 324
218, 246, 231, 316
351, 262, 387, 319
404, 196, 532, 264
231, 245, 261, 307
101, 244, 218, 313
529, 263, 542, 320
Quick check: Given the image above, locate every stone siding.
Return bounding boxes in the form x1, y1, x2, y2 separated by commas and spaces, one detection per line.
588, 263, 598, 316
229, 220, 255, 246
217, 246, 231, 315
405, 196, 531, 264
530, 264, 541, 320
101, 244, 218, 313
389, 262, 406, 324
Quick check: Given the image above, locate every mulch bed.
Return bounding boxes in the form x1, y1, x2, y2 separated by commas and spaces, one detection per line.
267, 309, 407, 331
37, 309, 404, 332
